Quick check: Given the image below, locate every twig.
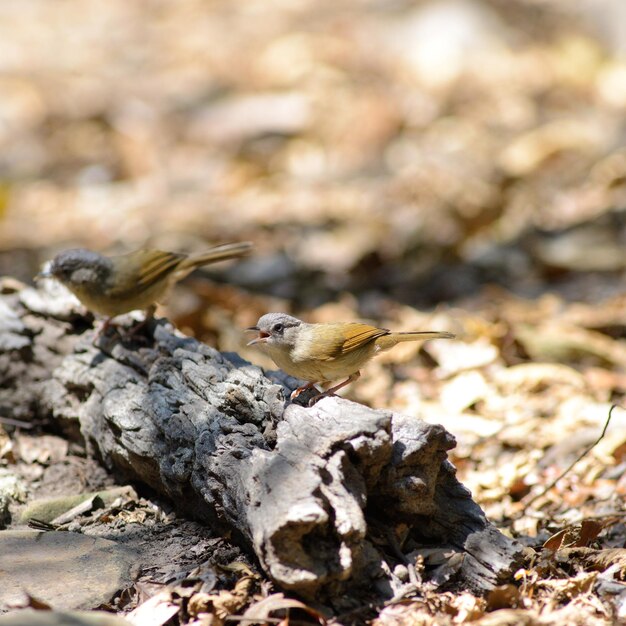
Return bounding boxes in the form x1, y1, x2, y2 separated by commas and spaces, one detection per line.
519, 404, 619, 516
226, 618, 320, 625
0, 415, 34, 429
225, 618, 283, 624
27, 518, 60, 531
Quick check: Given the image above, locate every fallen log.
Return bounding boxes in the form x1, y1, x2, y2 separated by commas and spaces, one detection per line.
0, 278, 524, 605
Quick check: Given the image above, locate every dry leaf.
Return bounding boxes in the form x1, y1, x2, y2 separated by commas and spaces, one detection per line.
543, 520, 604, 552
537, 571, 598, 597
241, 593, 326, 625
474, 609, 539, 626
515, 323, 626, 368
485, 585, 522, 611
449, 592, 486, 623
499, 119, 603, 177
556, 547, 626, 575
16, 434, 69, 465
126, 591, 180, 626
429, 338, 500, 376
494, 363, 586, 392
187, 561, 259, 621
543, 528, 569, 551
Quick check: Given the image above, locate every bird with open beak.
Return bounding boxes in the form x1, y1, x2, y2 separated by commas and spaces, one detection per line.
247, 312, 454, 405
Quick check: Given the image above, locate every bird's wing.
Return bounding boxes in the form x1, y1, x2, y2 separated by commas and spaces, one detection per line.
132, 250, 185, 292
304, 323, 389, 361
340, 323, 390, 353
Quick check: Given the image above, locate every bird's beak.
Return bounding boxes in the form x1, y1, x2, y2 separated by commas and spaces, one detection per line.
246, 327, 270, 346
34, 268, 52, 281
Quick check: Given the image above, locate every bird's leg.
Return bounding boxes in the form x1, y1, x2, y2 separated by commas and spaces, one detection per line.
322, 371, 362, 396
127, 304, 157, 337
308, 371, 361, 406
290, 381, 320, 400
92, 317, 117, 346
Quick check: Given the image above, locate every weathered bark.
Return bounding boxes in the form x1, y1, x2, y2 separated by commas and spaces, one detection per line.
0, 278, 524, 603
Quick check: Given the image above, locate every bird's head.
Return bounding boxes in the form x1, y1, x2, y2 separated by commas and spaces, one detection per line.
37, 249, 112, 288
247, 312, 303, 350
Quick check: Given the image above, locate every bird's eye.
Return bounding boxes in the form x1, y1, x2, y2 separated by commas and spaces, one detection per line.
272, 323, 284, 333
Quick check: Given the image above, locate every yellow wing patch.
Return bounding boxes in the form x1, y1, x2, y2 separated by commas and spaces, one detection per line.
341, 323, 389, 353
135, 250, 185, 291
305, 323, 389, 361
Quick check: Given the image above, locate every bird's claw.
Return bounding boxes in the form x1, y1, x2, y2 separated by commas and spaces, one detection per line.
290, 382, 319, 401
290, 387, 306, 400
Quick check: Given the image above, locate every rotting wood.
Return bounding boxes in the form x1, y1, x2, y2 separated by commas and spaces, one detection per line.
0, 278, 524, 605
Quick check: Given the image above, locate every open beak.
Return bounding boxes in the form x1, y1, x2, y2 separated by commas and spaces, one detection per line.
246, 327, 270, 346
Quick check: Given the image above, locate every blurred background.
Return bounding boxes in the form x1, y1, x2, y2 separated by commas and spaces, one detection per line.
2, 0, 626, 399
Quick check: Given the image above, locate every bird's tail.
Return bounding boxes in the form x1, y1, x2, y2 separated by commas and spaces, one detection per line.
376, 330, 455, 350
393, 330, 455, 342
179, 242, 253, 274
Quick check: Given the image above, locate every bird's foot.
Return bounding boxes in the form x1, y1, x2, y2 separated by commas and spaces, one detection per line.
290, 382, 319, 400
126, 305, 157, 340
92, 318, 121, 347
306, 372, 361, 407
92, 308, 157, 350
125, 319, 153, 340
307, 390, 336, 407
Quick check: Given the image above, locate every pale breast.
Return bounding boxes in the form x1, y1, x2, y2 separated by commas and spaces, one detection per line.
69, 280, 170, 317
285, 340, 377, 382
266, 346, 326, 381
314, 343, 377, 381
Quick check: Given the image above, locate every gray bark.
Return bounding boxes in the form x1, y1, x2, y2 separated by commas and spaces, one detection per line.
0, 278, 524, 603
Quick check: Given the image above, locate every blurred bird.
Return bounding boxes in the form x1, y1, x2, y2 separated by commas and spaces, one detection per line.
37, 242, 252, 336
247, 312, 454, 404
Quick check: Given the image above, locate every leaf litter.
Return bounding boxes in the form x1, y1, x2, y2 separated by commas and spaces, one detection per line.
1, 0, 626, 624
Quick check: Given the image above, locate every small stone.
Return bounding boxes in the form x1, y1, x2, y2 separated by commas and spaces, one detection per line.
393, 564, 409, 582
0, 530, 136, 611
0, 610, 131, 625
0, 469, 26, 529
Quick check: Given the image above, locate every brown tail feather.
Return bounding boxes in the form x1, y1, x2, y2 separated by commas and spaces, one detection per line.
179, 242, 253, 274
393, 331, 455, 342
375, 330, 455, 350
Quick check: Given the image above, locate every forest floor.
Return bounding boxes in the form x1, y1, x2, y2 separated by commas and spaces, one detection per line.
1, 0, 626, 623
